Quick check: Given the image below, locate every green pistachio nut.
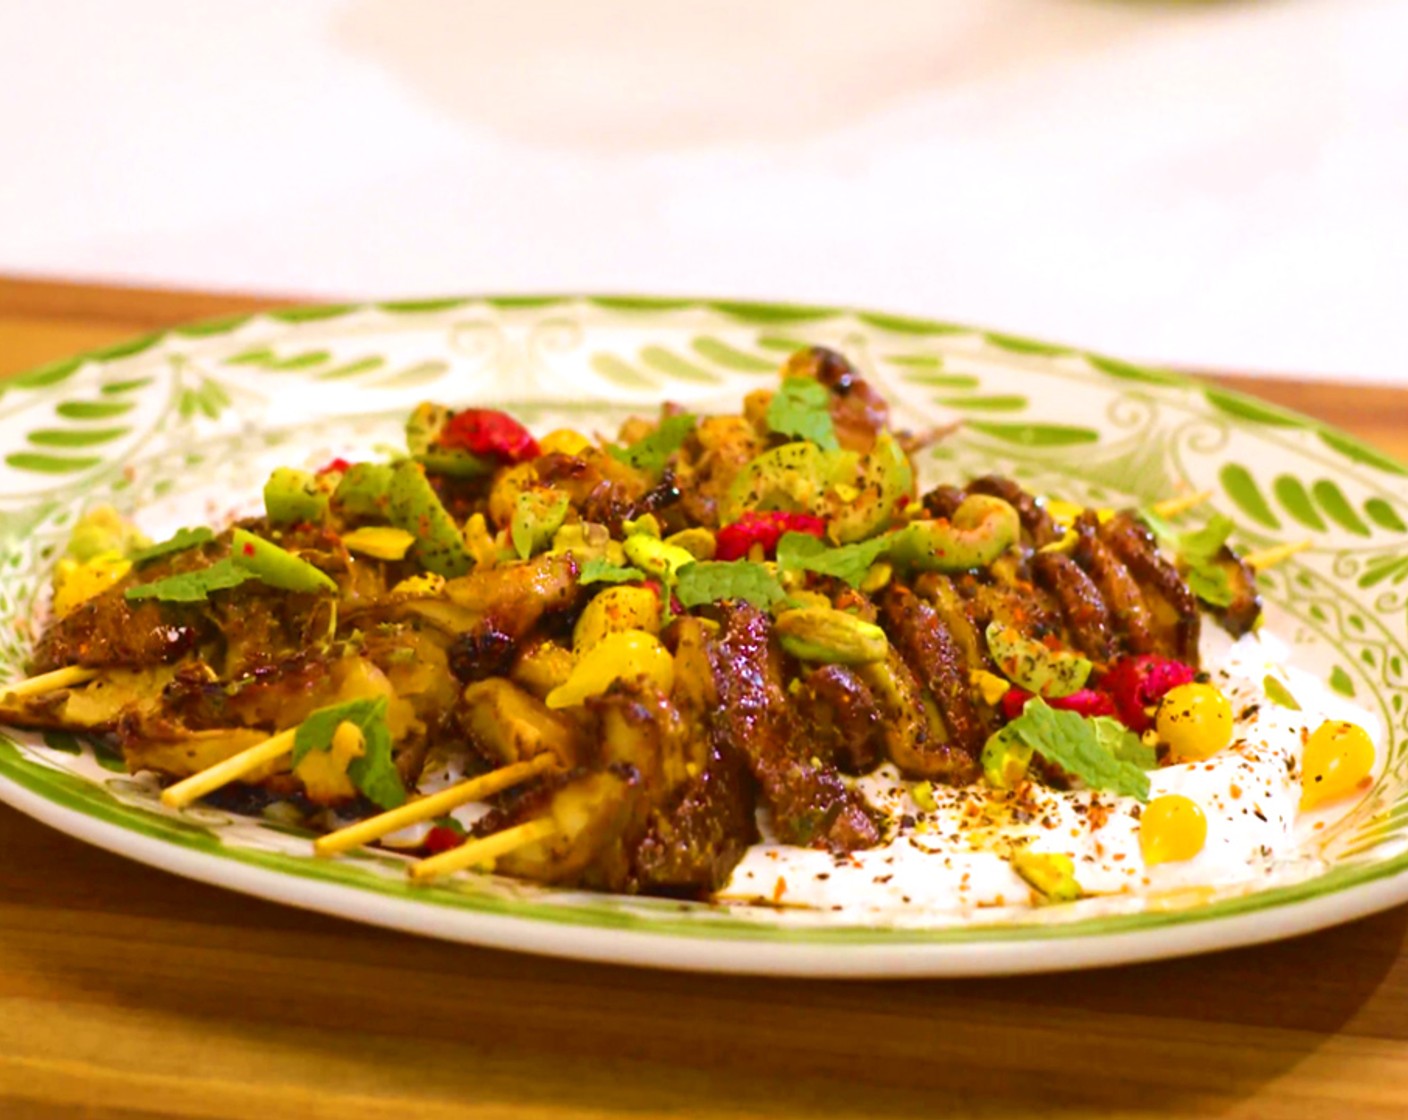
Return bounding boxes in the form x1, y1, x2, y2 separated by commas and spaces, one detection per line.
511, 490, 570, 560
890, 494, 1021, 572
623, 533, 696, 582
984, 621, 1092, 699
1011, 849, 1082, 904
333, 463, 395, 518
264, 467, 329, 526
66, 506, 149, 562
662, 527, 717, 560
620, 513, 661, 539
774, 607, 889, 665
980, 726, 1033, 790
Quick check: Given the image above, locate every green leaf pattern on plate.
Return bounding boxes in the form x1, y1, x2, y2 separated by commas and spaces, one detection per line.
0, 295, 1405, 947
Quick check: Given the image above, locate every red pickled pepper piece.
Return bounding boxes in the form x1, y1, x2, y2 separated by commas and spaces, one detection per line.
1100, 655, 1196, 733
424, 826, 465, 854
439, 408, 540, 464
1000, 688, 1118, 722
715, 511, 827, 562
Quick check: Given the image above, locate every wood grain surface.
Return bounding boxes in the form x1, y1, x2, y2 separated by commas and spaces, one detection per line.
1, 277, 1406, 1120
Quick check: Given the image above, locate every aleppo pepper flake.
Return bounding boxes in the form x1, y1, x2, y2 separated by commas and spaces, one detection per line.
316, 457, 352, 476
439, 408, 540, 464
716, 511, 826, 562
1100, 655, 1196, 733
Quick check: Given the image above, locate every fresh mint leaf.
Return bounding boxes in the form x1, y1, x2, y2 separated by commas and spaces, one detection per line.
766, 377, 838, 452
1141, 509, 1235, 563
1092, 716, 1158, 769
1185, 562, 1236, 608
607, 413, 696, 474
1178, 513, 1235, 562
998, 698, 1151, 801
775, 531, 827, 566
579, 557, 647, 586
675, 560, 786, 610
775, 530, 892, 588
1263, 674, 1301, 710
124, 557, 255, 602
1139, 508, 1178, 545
291, 698, 384, 764
130, 526, 215, 565
291, 696, 404, 809
348, 722, 406, 810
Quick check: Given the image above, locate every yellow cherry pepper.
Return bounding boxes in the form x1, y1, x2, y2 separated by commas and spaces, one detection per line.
1140, 794, 1208, 866
1156, 682, 1233, 761
1301, 720, 1375, 810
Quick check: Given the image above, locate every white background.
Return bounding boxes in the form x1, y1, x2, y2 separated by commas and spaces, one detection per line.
2, 0, 1405, 382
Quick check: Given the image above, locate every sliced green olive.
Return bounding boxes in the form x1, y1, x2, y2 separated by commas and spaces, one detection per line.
984, 621, 1092, 699
264, 467, 329, 526
889, 495, 1020, 572
386, 461, 474, 577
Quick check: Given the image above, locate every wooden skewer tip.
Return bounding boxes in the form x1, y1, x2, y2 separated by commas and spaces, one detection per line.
1151, 491, 1214, 518
160, 727, 297, 810
314, 752, 557, 857
409, 816, 559, 883
1244, 540, 1312, 571
2, 665, 99, 702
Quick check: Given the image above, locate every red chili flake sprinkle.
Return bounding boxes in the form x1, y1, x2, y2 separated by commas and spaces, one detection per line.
772, 876, 788, 903
424, 826, 464, 855
439, 408, 540, 464
242, 543, 256, 557
316, 457, 352, 476
715, 511, 827, 562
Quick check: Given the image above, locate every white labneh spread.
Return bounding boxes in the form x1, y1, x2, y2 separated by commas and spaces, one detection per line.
718, 630, 1381, 915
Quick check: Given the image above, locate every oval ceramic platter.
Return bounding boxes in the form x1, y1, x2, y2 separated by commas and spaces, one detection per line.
1, 296, 1406, 977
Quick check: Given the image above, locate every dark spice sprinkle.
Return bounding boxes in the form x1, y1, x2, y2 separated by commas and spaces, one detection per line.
816, 872, 830, 881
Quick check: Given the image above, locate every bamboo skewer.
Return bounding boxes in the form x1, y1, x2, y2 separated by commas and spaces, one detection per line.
314, 752, 558, 857
160, 727, 297, 810
1150, 491, 1214, 519
1244, 540, 1311, 571
1, 665, 99, 701
410, 816, 559, 882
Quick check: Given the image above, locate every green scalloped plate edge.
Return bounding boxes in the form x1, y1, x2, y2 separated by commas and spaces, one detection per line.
1, 292, 1406, 976
51, 291, 1397, 478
